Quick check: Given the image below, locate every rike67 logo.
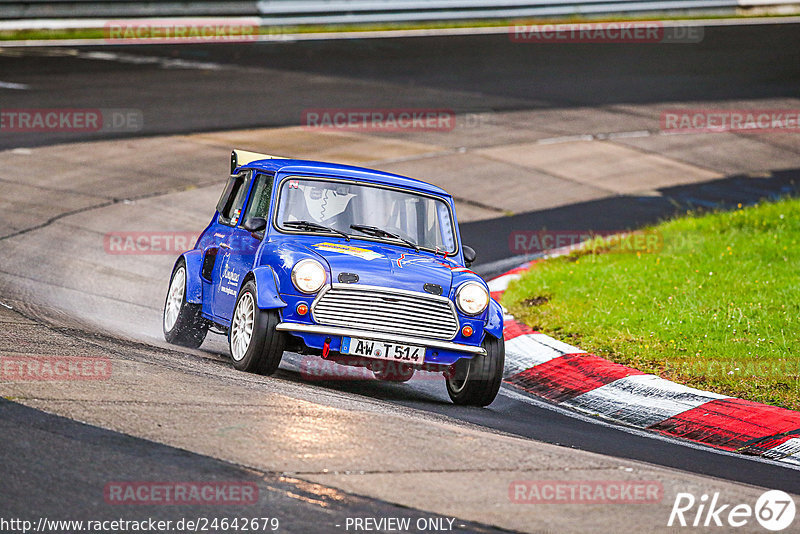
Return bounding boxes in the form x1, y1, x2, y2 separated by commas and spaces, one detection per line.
668, 490, 796, 531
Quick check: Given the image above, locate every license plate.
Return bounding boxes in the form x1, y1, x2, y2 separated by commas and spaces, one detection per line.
341, 337, 425, 364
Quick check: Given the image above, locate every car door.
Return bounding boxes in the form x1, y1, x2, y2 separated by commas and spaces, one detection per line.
207, 170, 252, 320
211, 172, 274, 322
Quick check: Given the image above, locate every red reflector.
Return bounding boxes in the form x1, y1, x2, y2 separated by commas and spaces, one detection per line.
296, 303, 309, 315
461, 325, 474, 337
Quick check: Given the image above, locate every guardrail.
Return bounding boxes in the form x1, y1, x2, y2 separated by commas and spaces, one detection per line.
0, 0, 793, 24
0, 2, 258, 19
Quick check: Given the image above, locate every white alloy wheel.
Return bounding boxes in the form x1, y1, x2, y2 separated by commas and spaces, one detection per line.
230, 291, 255, 362
164, 266, 186, 332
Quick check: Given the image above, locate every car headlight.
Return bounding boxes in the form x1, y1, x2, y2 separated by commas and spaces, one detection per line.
456, 282, 489, 315
291, 259, 326, 294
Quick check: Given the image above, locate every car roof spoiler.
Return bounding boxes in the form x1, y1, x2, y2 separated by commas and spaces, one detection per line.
230, 149, 286, 174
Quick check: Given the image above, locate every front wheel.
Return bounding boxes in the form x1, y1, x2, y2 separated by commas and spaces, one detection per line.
163, 259, 208, 348
445, 335, 505, 406
229, 280, 285, 375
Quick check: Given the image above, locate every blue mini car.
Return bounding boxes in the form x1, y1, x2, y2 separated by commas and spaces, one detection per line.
163, 150, 505, 405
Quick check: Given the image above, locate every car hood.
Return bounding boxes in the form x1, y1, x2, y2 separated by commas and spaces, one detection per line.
306, 241, 456, 295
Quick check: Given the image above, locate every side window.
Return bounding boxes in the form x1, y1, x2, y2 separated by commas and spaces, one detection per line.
242, 173, 274, 222
216, 171, 251, 226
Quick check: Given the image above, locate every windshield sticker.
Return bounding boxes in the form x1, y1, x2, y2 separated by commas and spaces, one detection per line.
314, 242, 383, 261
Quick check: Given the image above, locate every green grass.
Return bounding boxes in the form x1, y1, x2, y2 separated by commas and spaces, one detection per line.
503, 197, 800, 410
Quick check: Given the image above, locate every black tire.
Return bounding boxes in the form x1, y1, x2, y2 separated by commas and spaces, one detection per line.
445, 334, 505, 406
163, 258, 208, 348
372, 361, 415, 382
229, 280, 285, 375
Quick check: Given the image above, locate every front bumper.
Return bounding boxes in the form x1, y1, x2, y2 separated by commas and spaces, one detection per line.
275, 323, 486, 356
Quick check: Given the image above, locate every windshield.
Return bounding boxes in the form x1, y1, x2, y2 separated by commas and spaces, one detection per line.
275, 177, 457, 253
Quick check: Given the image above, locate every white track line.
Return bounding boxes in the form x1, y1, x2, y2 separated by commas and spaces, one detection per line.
0, 81, 29, 90
536, 134, 595, 145
77, 50, 223, 70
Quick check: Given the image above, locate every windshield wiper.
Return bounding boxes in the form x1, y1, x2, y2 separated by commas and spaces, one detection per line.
284, 220, 350, 241
350, 224, 419, 251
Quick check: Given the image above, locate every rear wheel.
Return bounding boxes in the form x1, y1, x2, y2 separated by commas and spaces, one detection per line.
163, 259, 208, 348
229, 280, 285, 375
445, 335, 505, 406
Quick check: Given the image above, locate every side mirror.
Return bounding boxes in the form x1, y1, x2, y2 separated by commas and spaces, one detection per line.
463, 245, 477, 267
243, 217, 267, 234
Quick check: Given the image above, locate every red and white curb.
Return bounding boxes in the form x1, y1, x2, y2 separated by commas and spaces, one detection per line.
491, 261, 800, 466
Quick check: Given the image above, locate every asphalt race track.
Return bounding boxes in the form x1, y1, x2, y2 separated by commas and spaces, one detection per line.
1, 23, 799, 149
1, 20, 799, 533
0, 400, 503, 534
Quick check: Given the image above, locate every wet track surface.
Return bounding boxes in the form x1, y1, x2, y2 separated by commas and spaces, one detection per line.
0, 399, 503, 533
293, 374, 800, 494
1, 21, 799, 531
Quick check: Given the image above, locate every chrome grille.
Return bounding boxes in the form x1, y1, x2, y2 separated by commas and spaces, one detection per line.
311, 284, 458, 340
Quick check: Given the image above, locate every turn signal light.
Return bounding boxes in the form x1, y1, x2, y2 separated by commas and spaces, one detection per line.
296, 303, 309, 316
461, 325, 474, 337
